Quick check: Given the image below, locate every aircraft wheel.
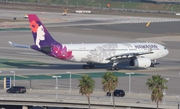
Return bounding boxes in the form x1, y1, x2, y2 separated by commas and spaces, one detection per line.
107, 66, 119, 70
107, 67, 112, 70
85, 65, 90, 69
108, 67, 115, 71
83, 65, 89, 69
82, 65, 86, 69
114, 67, 119, 70
90, 65, 95, 69
111, 67, 115, 71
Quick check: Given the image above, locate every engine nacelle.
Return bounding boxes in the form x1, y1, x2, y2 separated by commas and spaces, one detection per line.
129, 58, 151, 68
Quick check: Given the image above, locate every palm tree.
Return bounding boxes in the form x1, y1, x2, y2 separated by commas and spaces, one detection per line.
146, 74, 168, 109
101, 71, 118, 109
78, 74, 95, 109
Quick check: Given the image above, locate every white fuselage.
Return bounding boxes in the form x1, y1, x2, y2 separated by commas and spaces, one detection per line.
63, 42, 169, 64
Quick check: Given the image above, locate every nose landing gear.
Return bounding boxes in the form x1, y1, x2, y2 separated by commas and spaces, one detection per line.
150, 60, 156, 67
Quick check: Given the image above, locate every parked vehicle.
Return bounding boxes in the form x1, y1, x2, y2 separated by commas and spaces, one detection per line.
106, 89, 125, 97
6, 86, 26, 93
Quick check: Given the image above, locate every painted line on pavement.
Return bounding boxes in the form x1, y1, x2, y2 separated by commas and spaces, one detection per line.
46, 74, 56, 77
16, 75, 29, 78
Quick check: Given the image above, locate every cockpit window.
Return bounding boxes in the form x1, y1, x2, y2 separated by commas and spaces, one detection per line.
164, 47, 167, 50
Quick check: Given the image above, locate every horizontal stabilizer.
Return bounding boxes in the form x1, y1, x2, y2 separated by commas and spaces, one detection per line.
8, 41, 30, 48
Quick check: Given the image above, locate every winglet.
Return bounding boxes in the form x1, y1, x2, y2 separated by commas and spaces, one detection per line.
8, 41, 30, 48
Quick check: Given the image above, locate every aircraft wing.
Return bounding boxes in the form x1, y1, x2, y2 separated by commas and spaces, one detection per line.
9, 41, 30, 48
106, 51, 153, 60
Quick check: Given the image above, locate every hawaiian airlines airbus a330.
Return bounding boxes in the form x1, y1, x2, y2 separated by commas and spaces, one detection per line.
9, 14, 169, 70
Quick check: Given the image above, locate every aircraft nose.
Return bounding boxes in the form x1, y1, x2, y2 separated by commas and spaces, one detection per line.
163, 48, 169, 56
166, 49, 169, 55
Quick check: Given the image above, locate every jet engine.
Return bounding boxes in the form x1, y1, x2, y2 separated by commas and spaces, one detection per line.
129, 58, 151, 68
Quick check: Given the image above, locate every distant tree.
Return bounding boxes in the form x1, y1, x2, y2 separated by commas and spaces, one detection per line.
146, 74, 168, 109
78, 74, 95, 109
101, 71, 118, 109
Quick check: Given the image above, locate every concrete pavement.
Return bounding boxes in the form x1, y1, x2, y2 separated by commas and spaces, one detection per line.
0, 89, 179, 109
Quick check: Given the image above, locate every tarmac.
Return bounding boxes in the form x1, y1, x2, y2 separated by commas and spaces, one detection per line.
0, 7, 180, 109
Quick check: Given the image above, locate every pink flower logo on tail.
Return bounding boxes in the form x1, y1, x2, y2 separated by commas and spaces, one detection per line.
51, 44, 73, 60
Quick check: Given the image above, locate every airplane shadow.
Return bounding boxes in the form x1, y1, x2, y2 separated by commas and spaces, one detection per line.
1, 60, 153, 70
2, 61, 82, 70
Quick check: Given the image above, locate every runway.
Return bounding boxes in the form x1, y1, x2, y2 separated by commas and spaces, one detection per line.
0, 9, 180, 97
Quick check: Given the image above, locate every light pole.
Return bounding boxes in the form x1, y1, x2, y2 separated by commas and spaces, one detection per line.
66, 72, 71, 92
146, 6, 148, 12
171, 7, 173, 12
76, 2, 78, 7
52, 76, 61, 99
126, 72, 134, 95
10, 71, 15, 86
99, 3, 101, 9
29, 79, 32, 90
163, 78, 169, 105
66, 0, 68, 6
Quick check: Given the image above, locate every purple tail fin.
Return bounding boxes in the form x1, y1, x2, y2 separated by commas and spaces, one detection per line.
28, 14, 58, 49
28, 14, 73, 60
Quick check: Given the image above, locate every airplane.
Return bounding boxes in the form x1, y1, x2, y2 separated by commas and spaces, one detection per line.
9, 14, 169, 70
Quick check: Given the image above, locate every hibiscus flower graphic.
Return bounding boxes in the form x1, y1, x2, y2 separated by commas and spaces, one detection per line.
30, 20, 39, 33
50, 44, 73, 60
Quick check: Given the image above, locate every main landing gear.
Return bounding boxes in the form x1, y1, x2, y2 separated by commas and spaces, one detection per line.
107, 66, 119, 70
107, 62, 119, 71
82, 62, 120, 70
82, 63, 95, 69
150, 60, 156, 67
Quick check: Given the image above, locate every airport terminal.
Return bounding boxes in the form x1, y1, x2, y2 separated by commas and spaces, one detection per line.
0, 0, 180, 109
